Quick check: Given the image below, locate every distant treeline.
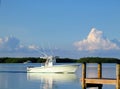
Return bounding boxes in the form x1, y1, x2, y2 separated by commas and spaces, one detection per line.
0, 57, 120, 63
77, 57, 120, 63
0, 57, 76, 63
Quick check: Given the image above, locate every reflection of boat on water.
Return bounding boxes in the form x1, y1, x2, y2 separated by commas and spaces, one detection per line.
27, 73, 77, 89
27, 73, 77, 82
27, 56, 79, 73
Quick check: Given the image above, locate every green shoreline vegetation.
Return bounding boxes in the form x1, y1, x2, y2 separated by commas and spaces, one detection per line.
0, 57, 120, 63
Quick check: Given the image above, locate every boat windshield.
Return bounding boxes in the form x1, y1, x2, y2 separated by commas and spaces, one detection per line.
45, 56, 56, 67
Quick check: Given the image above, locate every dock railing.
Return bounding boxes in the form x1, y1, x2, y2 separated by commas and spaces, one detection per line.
81, 62, 120, 89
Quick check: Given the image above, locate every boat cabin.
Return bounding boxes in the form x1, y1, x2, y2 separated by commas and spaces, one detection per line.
45, 56, 56, 67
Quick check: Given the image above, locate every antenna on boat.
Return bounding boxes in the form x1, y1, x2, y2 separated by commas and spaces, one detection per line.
33, 45, 48, 58
48, 42, 54, 56
39, 43, 48, 57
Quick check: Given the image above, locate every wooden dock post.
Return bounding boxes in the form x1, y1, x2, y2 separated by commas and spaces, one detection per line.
81, 62, 86, 89
98, 63, 102, 79
97, 63, 102, 89
116, 63, 120, 89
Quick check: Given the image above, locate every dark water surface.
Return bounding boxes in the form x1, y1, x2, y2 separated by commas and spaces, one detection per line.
0, 63, 116, 89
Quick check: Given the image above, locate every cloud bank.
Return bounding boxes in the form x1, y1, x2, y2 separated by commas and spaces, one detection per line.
0, 36, 40, 57
0, 28, 120, 58
0, 36, 73, 58
74, 28, 120, 51
0, 36, 39, 52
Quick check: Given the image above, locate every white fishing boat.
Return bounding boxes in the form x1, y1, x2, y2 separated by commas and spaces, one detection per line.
27, 56, 79, 73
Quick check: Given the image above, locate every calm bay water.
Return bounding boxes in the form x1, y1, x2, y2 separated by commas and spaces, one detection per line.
0, 63, 116, 89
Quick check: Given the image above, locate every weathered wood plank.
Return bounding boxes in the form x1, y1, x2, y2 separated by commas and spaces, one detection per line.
85, 78, 116, 85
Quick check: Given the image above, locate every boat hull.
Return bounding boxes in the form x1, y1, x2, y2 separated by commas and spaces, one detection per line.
27, 64, 79, 73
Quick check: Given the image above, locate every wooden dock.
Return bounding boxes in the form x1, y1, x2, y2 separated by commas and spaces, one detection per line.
81, 63, 120, 89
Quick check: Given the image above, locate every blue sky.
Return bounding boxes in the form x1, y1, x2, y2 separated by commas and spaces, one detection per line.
0, 0, 120, 58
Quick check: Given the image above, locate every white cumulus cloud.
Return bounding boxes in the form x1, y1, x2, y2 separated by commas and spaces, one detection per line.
28, 45, 39, 50
74, 28, 120, 51
0, 36, 20, 51
0, 36, 39, 52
